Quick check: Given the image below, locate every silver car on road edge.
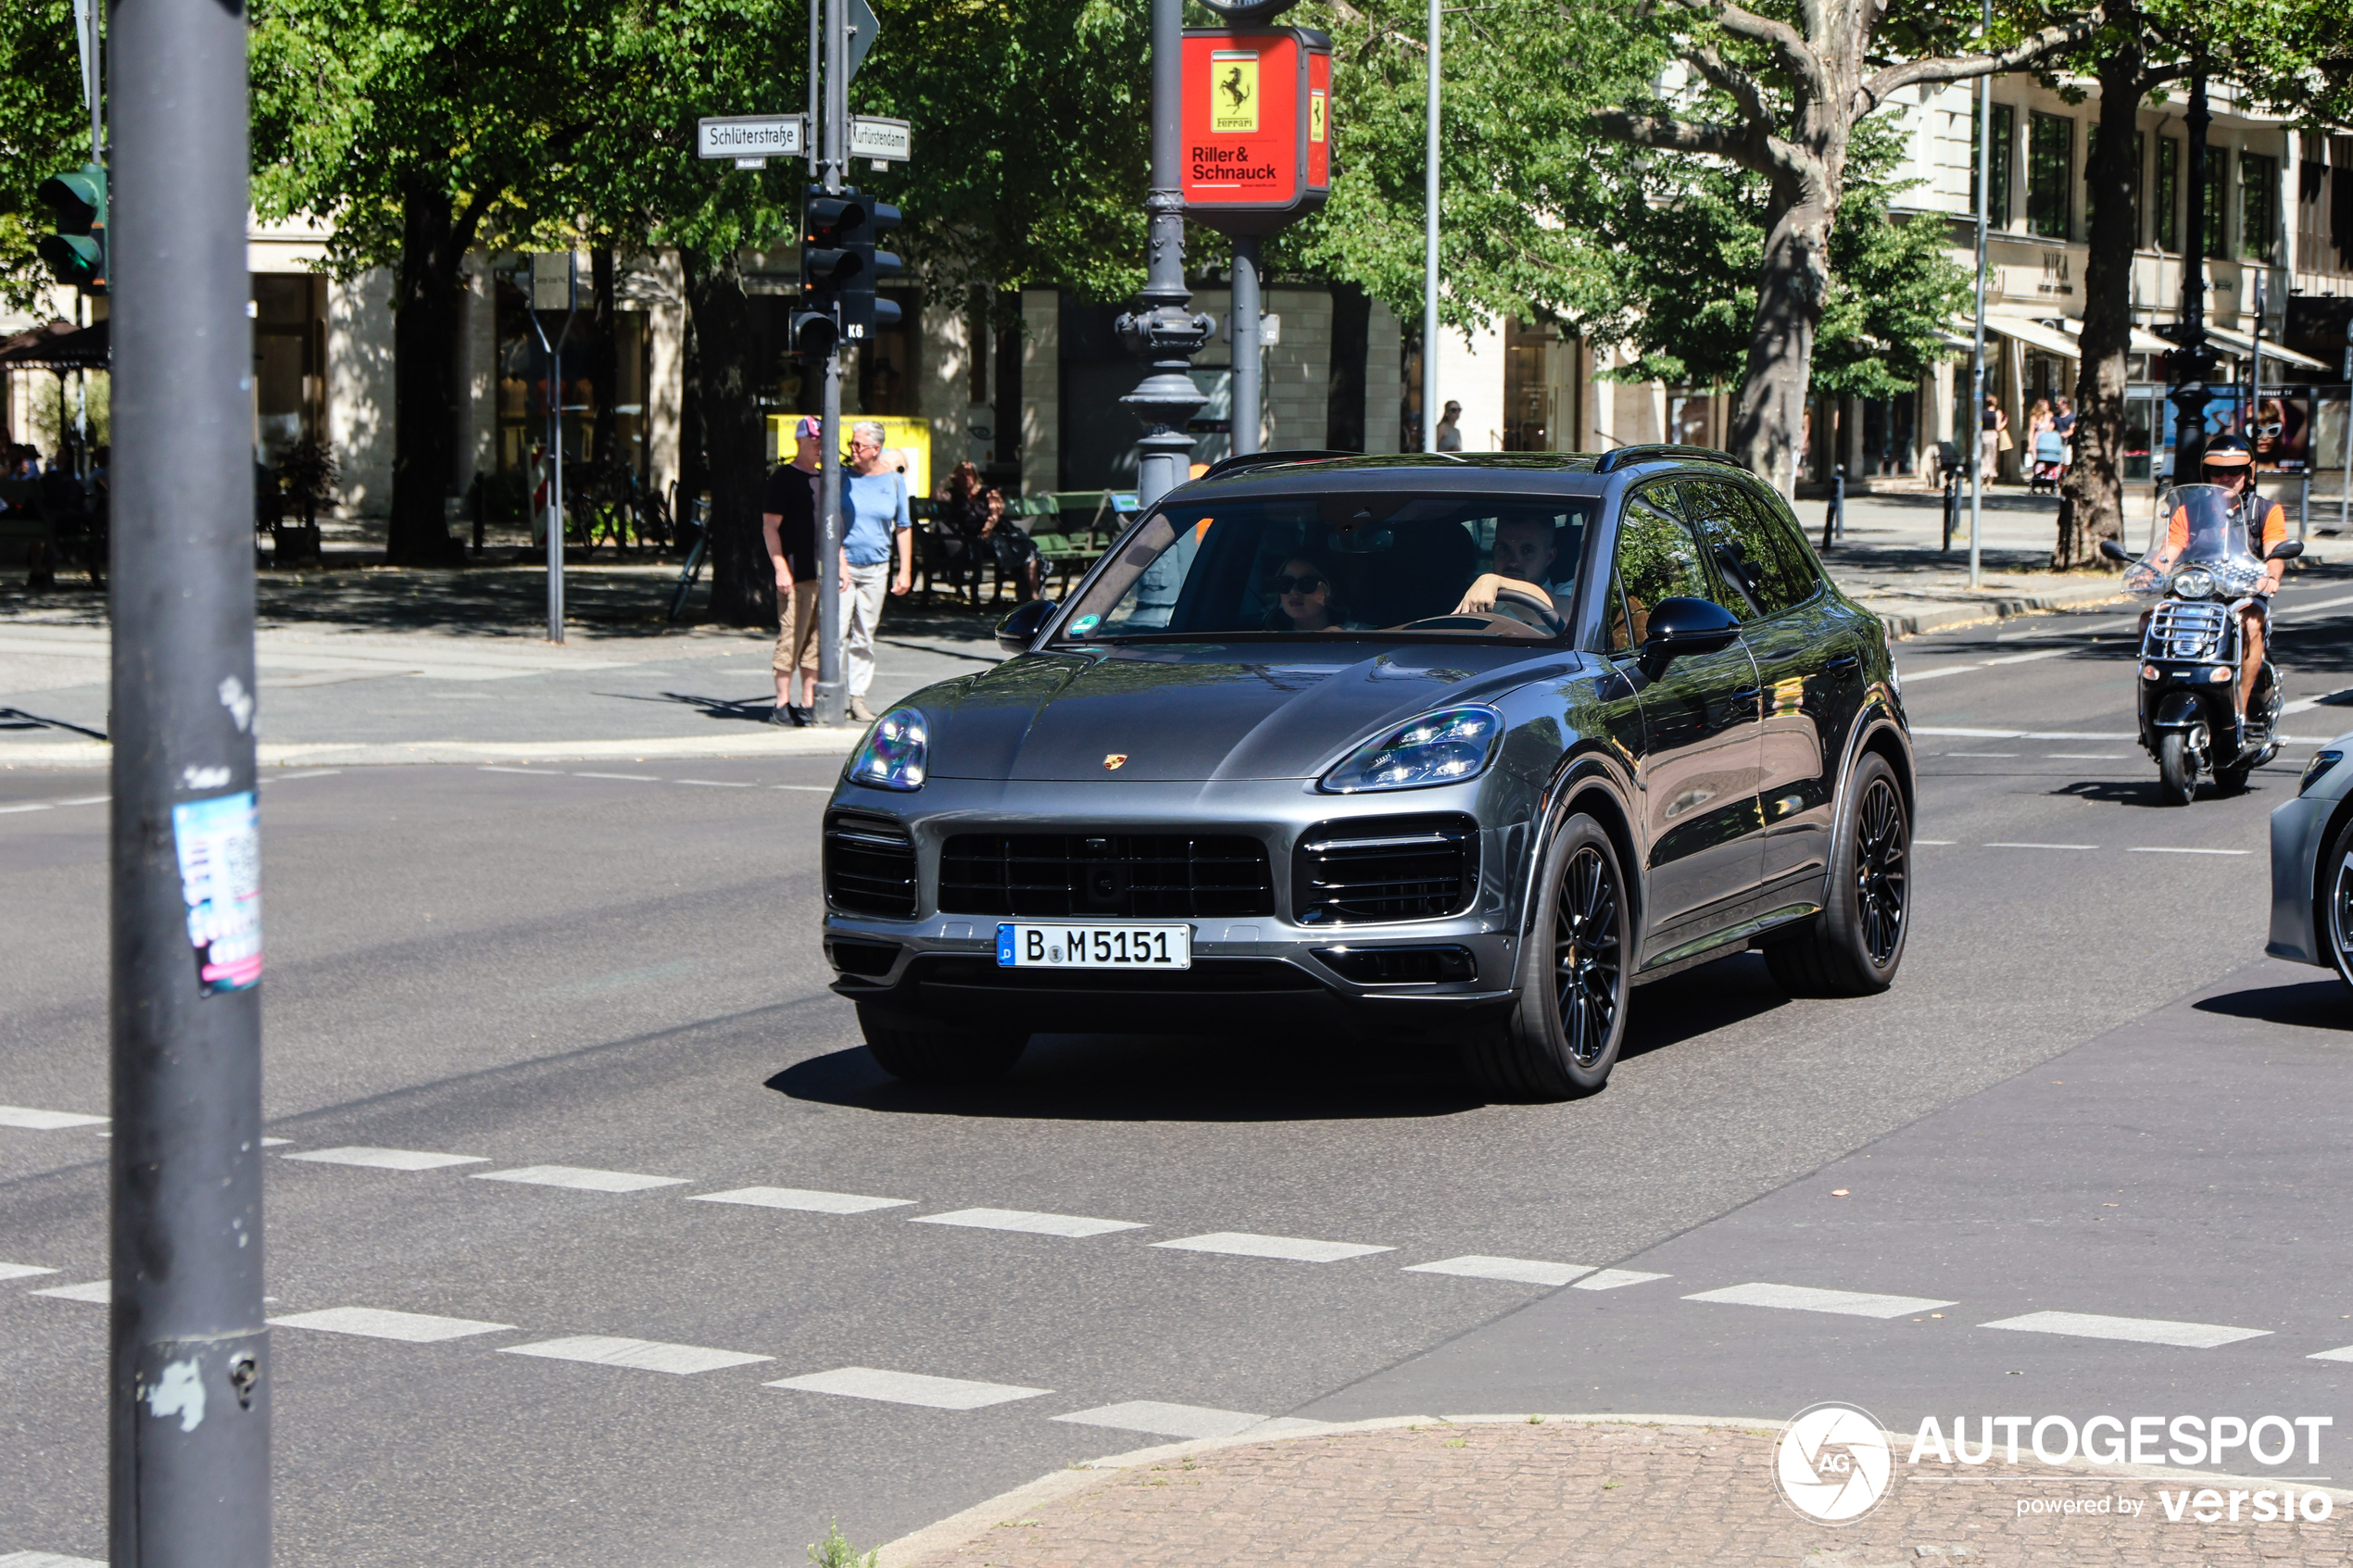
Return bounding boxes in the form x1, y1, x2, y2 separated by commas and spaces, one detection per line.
2268, 729, 2353, 986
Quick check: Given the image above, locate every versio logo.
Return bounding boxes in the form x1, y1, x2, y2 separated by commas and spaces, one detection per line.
1777, 1403, 1894, 1524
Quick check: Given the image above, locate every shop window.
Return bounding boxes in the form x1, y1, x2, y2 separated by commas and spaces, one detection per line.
1503, 318, 1553, 450
2203, 146, 2228, 258
2028, 112, 2074, 240
250, 272, 325, 467
1973, 104, 2015, 230
2155, 136, 2180, 252
2240, 150, 2279, 263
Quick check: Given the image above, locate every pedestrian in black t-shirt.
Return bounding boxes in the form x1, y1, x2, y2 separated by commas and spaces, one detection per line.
761, 416, 839, 725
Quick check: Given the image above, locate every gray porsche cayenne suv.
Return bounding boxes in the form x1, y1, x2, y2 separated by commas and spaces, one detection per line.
820, 447, 1914, 1098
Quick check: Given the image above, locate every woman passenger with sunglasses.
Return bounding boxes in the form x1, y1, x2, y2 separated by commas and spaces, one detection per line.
1264, 555, 1346, 632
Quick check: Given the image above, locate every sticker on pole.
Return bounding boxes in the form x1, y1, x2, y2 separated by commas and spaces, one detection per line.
172, 790, 262, 995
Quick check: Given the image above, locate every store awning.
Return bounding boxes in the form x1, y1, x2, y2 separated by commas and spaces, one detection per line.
1980, 314, 2082, 360
2200, 322, 2329, 372
2058, 318, 2176, 357
0, 318, 107, 369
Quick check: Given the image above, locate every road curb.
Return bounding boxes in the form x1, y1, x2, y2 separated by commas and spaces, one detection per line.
1863, 584, 2128, 640
0, 729, 865, 769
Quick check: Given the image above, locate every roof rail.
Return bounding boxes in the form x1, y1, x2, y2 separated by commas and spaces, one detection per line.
1198, 449, 1353, 481
1592, 444, 1746, 475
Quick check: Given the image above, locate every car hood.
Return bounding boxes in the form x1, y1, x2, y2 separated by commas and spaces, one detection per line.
917, 643, 1573, 782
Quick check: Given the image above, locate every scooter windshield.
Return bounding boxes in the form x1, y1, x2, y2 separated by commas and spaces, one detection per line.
2121, 483, 2266, 599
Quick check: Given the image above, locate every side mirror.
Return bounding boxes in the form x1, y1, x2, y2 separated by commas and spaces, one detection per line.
1637, 596, 1742, 680
2268, 539, 2304, 562
2098, 539, 2133, 564
995, 598, 1056, 655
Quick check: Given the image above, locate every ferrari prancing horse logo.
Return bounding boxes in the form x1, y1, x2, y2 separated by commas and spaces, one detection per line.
1103, 753, 1128, 771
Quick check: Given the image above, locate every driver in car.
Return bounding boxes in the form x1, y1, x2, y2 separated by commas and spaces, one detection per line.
1453, 516, 1567, 629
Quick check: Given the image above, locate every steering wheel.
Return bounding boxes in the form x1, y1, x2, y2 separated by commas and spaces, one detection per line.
1490, 583, 1567, 633
1392, 612, 1554, 638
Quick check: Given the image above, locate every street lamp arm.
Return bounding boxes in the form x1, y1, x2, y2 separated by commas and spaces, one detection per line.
1593, 109, 1787, 179
1856, 10, 2102, 114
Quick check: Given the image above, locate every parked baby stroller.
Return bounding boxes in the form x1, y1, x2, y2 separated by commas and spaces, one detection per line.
2029, 430, 2067, 495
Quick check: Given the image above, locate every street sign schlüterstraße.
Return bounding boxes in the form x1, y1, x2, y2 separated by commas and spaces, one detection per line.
698, 115, 808, 161
849, 116, 912, 163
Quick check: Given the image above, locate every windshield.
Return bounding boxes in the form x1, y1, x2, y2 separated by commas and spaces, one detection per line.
2123, 483, 2267, 598
1055, 494, 1594, 644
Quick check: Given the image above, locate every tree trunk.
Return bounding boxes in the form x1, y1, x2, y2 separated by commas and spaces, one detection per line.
683, 247, 773, 627
2056, 31, 2145, 570
1326, 281, 1371, 452
589, 246, 619, 470
1730, 179, 1837, 494
389, 174, 467, 566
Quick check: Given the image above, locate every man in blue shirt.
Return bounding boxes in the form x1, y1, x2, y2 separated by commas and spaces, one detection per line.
841, 420, 913, 722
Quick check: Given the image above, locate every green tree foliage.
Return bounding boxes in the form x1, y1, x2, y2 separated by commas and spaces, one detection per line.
0, 0, 96, 318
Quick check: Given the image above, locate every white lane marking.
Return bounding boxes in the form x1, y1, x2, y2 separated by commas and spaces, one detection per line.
765, 1366, 1051, 1410
263, 770, 340, 783
1983, 842, 2098, 850
0, 803, 53, 815
689, 1185, 913, 1214
1053, 1400, 1271, 1440
1403, 1255, 1594, 1287
672, 778, 753, 788
2278, 592, 2353, 619
270, 1306, 515, 1342
2128, 846, 2252, 856
478, 766, 539, 775
53, 795, 108, 806
1898, 665, 1978, 683
1151, 1232, 1395, 1264
573, 771, 659, 782
30, 1281, 109, 1303
282, 1147, 487, 1172
1944, 752, 2018, 758
1980, 1310, 2270, 1348
2281, 684, 2353, 716
0, 1550, 109, 1567
2049, 753, 2128, 759
1900, 647, 2073, 683
1684, 1282, 1958, 1319
470, 1165, 689, 1193
2309, 1345, 2353, 1363
259, 1137, 293, 1147
911, 1207, 1146, 1238
497, 1335, 772, 1375
1915, 725, 2333, 746
0, 1107, 107, 1130
0, 1263, 59, 1282
1570, 1269, 1670, 1290
1914, 840, 1957, 846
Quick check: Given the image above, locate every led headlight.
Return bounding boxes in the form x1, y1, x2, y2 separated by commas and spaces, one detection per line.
2302, 749, 2344, 797
847, 709, 928, 791
1321, 705, 1504, 794
2171, 568, 2216, 600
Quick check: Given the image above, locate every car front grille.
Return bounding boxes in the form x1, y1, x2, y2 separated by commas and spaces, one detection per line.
824, 812, 918, 918
1294, 813, 1478, 924
938, 832, 1276, 919
2145, 600, 2229, 661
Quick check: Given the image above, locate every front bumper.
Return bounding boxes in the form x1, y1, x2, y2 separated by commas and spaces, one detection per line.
819, 775, 1530, 1036
2267, 790, 2338, 966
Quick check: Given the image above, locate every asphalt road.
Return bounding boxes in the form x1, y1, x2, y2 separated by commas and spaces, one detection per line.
6, 568, 2353, 1563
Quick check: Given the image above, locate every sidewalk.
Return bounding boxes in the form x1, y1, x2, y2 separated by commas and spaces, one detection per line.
881, 1415, 2353, 1568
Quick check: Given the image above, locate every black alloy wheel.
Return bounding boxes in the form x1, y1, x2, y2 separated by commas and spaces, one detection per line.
1462, 811, 1629, 1099
1763, 750, 1911, 997
1554, 843, 1623, 1068
2325, 818, 2353, 993
1852, 775, 1906, 968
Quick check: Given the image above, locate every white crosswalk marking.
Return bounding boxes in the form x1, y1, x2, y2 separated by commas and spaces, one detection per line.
688, 1186, 913, 1214
0, 1107, 107, 1131
269, 1307, 514, 1342
765, 1366, 1051, 1410
912, 1208, 1144, 1238
29, 1281, 108, 1303
1403, 1255, 1593, 1286
1979, 1311, 2271, 1348
0, 1550, 109, 1567
1152, 1232, 1393, 1263
1053, 1400, 1270, 1440
470, 1165, 688, 1193
497, 1336, 771, 1374
0, 1263, 58, 1282
283, 1147, 487, 1172
1572, 1269, 1671, 1291
2309, 1345, 2353, 1363
1684, 1282, 1957, 1319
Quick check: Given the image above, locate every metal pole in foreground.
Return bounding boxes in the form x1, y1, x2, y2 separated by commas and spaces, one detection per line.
1967, 0, 1989, 593
1231, 236, 1261, 458
1115, 0, 1211, 508
812, 0, 849, 724
1421, 0, 1441, 453
109, 0, 271, 1552
2170, 66, 2216, 485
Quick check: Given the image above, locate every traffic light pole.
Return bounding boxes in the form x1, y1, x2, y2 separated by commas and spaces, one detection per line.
812, 0, 849, 725
1118, 0, 1212, 507
109, 0, 271, 1559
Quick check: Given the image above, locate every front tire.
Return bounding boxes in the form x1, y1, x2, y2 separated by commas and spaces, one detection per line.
858, 1008, 1029, 1084
1461, 812, 1629, 1099
1763, 753, 1910, 997
2158, 724, 2204, 806
2323, 817, 2353, 993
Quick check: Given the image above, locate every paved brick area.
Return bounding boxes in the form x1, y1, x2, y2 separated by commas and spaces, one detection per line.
900, 1420, 2353, 1567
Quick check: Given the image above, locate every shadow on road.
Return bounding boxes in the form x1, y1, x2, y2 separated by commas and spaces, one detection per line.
2194, 977, 2353, 1032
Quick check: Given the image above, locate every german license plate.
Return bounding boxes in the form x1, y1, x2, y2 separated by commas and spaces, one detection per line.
995, 922, 1192, 970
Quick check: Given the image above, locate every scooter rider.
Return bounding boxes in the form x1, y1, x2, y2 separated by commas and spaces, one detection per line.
2145, 435, 2287, 725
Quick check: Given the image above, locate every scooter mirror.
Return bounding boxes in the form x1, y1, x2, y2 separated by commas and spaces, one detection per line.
2098, 539, 2133, 564
2267, 539, 2304, 562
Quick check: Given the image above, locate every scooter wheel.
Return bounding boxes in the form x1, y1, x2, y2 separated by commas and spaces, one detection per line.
2158, 727, 2201, 806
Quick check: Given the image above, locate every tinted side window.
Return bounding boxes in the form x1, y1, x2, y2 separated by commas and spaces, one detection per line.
1680, 479, 1819, 620
1609, 484, 1712, 647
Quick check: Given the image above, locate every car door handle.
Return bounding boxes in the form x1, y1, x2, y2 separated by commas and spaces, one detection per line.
1826, 653, 1860, 672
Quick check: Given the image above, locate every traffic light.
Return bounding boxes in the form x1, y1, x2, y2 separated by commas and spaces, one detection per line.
838, 193, 902, 341
795, 186, 863, 355
36, 163, 107, 295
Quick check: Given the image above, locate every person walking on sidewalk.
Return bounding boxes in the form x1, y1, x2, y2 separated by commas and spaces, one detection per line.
841, 420, 913, 723
761, 416, 844, 726
1979, 395, 2007, 485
